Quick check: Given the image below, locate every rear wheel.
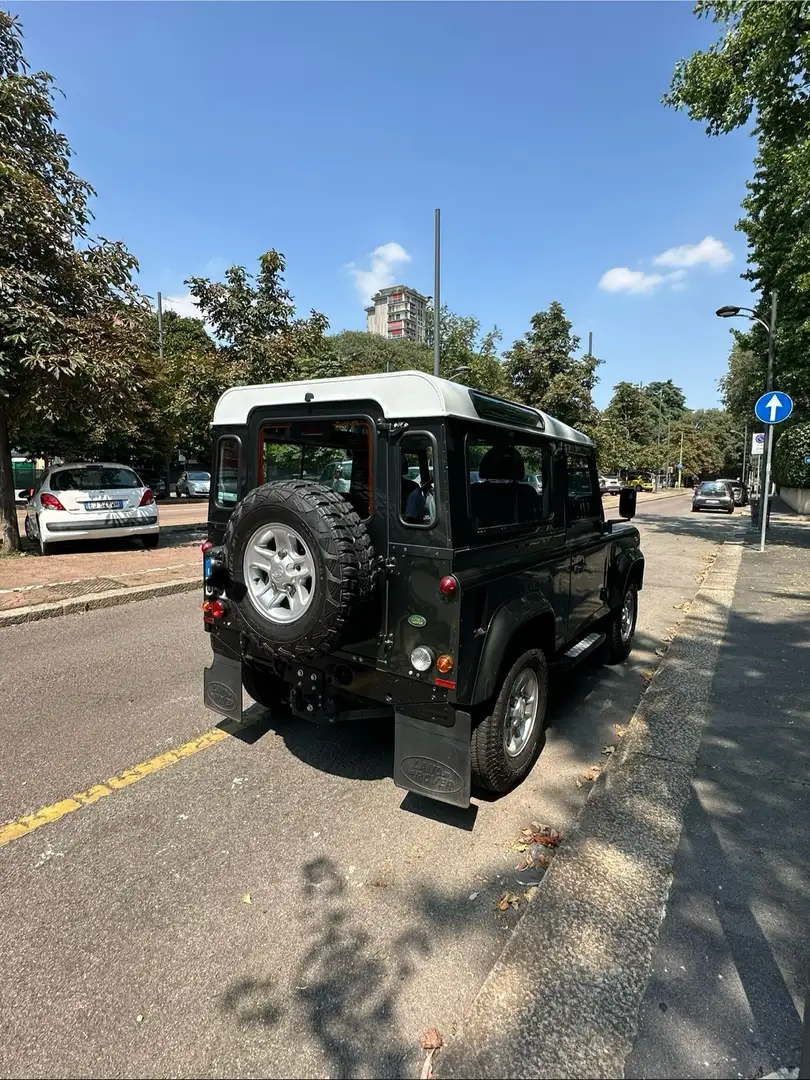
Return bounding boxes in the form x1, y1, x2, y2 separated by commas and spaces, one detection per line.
142, 533, 160, 548
471, 649, 548, 794
605, 582, 637, 664
727, 507, 734, 515
242, 662, 287, 711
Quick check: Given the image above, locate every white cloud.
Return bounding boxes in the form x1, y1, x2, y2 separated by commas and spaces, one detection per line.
347, 242, 412, 306
162, 292, 203, 320
653, 235, 733, 270
598, 267, 666, 294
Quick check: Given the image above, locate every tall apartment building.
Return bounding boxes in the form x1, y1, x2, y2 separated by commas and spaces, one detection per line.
365, 285, 429, 343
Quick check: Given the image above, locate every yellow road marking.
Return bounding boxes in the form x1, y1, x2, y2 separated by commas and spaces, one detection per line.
0, 727, 231, 848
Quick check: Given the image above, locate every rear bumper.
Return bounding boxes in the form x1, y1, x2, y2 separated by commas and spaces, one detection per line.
42, 512, 159, 540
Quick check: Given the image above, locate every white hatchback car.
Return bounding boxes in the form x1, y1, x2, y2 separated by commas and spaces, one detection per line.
25, 462, 160, 555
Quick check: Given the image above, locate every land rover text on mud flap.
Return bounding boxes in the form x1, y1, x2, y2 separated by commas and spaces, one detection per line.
202, 372, 644, 808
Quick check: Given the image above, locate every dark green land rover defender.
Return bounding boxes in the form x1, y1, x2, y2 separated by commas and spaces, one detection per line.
202, 372, 644, 808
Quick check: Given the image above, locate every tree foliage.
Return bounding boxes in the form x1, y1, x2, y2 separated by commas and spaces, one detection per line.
666, 0, 810, 411
774, 422, 810, 488
504, 301, 601, 429
0, 12, 149, 550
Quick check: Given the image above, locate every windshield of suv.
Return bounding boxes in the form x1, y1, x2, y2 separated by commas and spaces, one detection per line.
50, 467, 141, 491
699, 482, 730, 495
261, 421, 371, 518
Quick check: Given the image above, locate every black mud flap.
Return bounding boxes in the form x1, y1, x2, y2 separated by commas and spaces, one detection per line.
204, 652, 243, 722
394, 709, 472, 808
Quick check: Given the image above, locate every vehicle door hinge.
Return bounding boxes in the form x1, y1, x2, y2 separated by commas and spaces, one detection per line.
377, 420, 409, 437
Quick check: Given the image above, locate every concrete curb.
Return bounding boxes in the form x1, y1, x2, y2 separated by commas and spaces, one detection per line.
438, 539, 744, 1080
0, 577, 199, 629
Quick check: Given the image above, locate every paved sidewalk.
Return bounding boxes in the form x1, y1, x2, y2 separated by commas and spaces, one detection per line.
0, 529, 204, 622
627, 510, 810, 1078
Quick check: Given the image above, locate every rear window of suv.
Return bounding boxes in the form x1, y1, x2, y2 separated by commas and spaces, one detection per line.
50, 467, 141, 491
261, 420, 372, 519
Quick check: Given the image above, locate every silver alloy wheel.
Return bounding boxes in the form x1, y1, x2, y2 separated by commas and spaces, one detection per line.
503, 667, 540, 758
620, 588, 635, 644
243, 522, 315, 624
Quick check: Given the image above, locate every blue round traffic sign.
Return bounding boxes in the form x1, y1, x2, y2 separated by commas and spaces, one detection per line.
754, 391, 793, 425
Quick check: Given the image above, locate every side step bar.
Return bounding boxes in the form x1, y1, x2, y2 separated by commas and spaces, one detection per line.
553, 630, 606, 672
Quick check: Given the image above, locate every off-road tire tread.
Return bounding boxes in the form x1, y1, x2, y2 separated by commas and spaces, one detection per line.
471, 648, 548, 794
223, 479, 374, 660
605, 582, 637, 664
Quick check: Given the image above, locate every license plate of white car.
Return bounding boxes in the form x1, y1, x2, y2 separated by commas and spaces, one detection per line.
85, 500, 123, 510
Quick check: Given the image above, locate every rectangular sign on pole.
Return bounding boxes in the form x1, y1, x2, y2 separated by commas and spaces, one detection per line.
751, 432, 765, 457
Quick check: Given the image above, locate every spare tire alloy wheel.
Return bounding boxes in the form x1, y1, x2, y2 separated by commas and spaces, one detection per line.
224, 480, 374, 660
244, 523, 315, 624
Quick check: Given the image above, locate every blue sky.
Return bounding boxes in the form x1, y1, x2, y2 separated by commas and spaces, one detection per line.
15, 1, 756, 409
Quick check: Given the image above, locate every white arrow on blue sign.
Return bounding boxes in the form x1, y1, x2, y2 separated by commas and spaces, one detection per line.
754, 391, 793, 425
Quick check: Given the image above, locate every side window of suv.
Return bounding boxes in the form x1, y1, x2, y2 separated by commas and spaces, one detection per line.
216, 437, 240, 506
467, 436, 552, 532
566, 448, 601, 523
400, 433, 437, 527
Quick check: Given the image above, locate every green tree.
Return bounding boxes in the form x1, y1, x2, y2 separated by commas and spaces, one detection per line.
503, 301, 601, 429
642, 379, 687, 422
186, 250, 330, 387
0, 13, 149, 550
719, 334, 763, 423
426, 307, 509, 396
666, 1, 810, 410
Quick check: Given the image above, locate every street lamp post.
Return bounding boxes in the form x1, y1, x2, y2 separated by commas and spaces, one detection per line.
716, 290, 777, 505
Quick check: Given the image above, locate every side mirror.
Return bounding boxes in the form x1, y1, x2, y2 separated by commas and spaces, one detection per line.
618, 487, 637, 520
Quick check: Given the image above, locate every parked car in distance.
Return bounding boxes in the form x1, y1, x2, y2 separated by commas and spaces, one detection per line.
24, 462, 159, 555
319, 461, 353, 494
692, 480, 735, 514
599, 474, 622, 494
136, 469, 169, 501
717, 478, 747, 506
176, 470, 211, 498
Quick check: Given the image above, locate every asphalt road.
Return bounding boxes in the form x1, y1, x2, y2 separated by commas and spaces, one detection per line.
0, 495, 746, 1080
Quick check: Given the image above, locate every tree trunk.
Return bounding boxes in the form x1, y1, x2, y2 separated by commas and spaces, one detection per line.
0, 400, 21, 552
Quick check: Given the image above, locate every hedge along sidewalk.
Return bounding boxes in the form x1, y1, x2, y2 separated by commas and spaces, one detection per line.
438, 539, 744, 1080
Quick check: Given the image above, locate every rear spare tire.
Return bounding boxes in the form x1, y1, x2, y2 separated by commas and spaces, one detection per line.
224, 480, 374, 661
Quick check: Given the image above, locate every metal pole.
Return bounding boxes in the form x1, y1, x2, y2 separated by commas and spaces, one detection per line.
759, 423, 774, 552
157, 292, 170, 498
741, 421, 748, 487
678, 431, 684, 488
157, 291, 165, 360
758, 289, 777, 496
588, 331, 593, 356
433, 209, 440, 378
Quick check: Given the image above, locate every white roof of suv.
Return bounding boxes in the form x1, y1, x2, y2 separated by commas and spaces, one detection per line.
213, 371, 592, 445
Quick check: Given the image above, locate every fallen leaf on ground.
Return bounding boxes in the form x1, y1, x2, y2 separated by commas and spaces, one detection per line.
673, 602, 689, 610
581, 765, 601, 782
655, 648, 666, 657
241, 893, 252, 905
497, 890, 521, 911
420, 1028, 444, 1050
613, 724, 627, 738
468, 891, 479, 901
523, 885, 540, 903
575, 778, 583, 788
516, 847, 550, 872
640, 669, 655, 683
601, 744, 616, 756
517, 825, 561, 848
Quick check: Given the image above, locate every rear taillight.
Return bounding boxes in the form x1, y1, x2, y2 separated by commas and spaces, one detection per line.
139, 488, 155, 506
439, 575, 458, 597
201, 540, 214, 554
40, 493, 66, 511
